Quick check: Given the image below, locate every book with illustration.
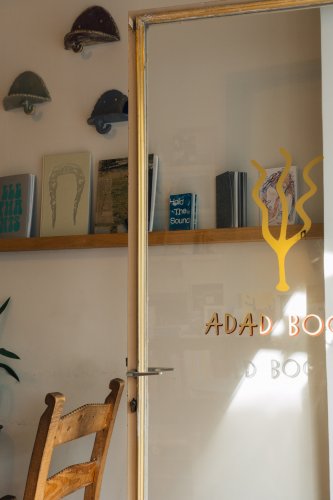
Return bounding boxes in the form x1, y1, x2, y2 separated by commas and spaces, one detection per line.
40, 151, 92, 236
259, 166, 297, 225
95, 154, 158, 233
0, 173, 35, 238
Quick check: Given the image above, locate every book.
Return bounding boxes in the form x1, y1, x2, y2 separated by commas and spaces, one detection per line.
0, 173, 35, 238
216, 171, 247, 228
94, 154, 158, 234
169, 193, 197, 231
259, 166, 297, 225
95, 157, 128, 234
238, 172, 247, 227
40, 152, 92, 236
148, 154, 159, 231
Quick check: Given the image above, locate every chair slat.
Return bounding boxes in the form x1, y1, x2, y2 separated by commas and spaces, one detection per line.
44, 461, 96, 500
54, 404, 111, 445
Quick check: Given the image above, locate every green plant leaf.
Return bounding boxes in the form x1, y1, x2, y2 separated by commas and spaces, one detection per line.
0, 363, 19, 381
0, 348, 20, 359
0, 297, 10, 315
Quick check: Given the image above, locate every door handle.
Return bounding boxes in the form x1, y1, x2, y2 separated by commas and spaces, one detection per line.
127, 367, 174, 377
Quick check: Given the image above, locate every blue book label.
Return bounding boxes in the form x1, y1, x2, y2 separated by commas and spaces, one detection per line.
169, 193, 196, 231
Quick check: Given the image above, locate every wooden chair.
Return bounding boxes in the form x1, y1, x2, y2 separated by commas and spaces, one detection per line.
23, 378, 124, 500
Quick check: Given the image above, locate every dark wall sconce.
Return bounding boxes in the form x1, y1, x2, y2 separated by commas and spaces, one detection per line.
3, 71, 51, 115
64, 6, 120, 53
88, 89, 128, 134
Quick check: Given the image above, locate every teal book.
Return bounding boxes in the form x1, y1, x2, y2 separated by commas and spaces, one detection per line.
169, 193, 197, 231
0, 174, 35, 238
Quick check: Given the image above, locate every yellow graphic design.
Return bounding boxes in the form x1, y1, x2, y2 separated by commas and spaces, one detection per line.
252, 148, 322, 292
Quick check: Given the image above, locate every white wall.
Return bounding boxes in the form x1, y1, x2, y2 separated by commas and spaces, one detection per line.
0, 1, 329, 500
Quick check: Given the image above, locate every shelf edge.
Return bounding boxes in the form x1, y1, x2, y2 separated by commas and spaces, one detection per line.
148, 223, 324, 246
0, 223, 323, 252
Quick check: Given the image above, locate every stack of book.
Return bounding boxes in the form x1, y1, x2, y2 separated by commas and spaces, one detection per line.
216, 171, 247, 228
169, 192, 198, 231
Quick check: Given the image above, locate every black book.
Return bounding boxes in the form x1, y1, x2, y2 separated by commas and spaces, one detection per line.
216, 171, 247, 228
216, 171, 234, 228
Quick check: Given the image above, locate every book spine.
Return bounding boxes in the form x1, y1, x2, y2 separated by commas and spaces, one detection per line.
234, 171, 238, 228
190, 194, 198, 230
148, 154, 158, 232
148, 159, 153, 231
216, 172, 234, 228
242, 172, 247, 227
238, 172, 247, 227
193, 194, 198, 229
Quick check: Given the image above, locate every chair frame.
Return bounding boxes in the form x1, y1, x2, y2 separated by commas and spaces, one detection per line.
23, 378, 124, 500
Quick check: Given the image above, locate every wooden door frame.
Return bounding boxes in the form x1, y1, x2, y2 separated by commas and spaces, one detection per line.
127, 1, 333, 499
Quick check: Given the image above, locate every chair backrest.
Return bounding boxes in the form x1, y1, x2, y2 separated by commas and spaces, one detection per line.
23, 378, 124, 500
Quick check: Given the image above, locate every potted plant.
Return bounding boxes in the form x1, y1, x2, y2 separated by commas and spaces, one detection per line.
0, 297, 19, 500
0, 298, 19, 383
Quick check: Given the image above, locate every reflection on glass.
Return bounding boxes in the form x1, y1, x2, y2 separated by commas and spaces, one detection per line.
146, 7, 327, 500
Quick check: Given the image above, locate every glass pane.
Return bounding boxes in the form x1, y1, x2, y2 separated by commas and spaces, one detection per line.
146, 8, 328, 500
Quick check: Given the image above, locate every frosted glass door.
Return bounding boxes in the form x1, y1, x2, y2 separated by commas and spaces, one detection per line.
145, 8, 328, 500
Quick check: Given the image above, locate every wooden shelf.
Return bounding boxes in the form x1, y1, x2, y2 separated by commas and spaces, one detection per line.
149, 223, 324, 246
0, 223, 323, 252
0, 233, 128, 252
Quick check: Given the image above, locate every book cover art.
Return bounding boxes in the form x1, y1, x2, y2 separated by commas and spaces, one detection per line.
95, 157, 128, 234
94, 154, 158, 234
169, 193, 197, 231
40, 152, 92, 236
259, 166, 297, 225
0, 173, 35, 238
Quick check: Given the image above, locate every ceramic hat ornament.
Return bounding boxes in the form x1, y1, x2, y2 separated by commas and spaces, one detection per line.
64, 5, 120, 53
88, 89, 128, 134
3, 71, 51, 115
